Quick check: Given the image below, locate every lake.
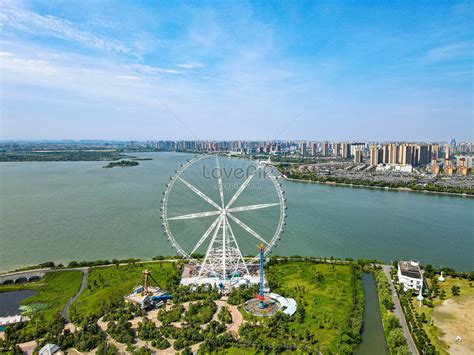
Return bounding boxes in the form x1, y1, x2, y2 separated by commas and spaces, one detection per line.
0, 290, 37, 317
0, 152, 473, 272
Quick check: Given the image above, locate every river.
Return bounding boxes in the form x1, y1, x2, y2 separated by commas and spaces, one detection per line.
0, 152, 472, 272
356, 273, 389, 354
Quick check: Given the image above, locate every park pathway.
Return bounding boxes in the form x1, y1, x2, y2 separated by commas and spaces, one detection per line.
382, 265, 418, 355
61, 268, 88, 323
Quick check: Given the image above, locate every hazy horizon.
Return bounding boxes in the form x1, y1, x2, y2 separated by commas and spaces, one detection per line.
1, 1, 473, 141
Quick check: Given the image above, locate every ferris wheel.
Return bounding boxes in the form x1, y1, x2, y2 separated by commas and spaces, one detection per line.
161, 154, 286, 284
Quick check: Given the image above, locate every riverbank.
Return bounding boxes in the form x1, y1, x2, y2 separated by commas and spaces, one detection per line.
283, 176, 474, 198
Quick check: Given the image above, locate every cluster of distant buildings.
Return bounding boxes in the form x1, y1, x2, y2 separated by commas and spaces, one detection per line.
151, 140, 472, 174
2, 139, 472, 176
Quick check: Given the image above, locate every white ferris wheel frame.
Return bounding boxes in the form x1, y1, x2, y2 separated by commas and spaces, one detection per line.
161, 154, 286, 282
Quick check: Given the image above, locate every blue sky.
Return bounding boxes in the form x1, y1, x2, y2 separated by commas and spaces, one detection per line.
0, 0, 472, 141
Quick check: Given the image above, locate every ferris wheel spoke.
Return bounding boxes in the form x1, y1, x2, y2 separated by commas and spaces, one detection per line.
178, 177, 222, 211
215, 155, 225, 208
167, 210, 221, 221
225, 165, 261, 209
227, 213, 268, 245
227, 202, 280, 213
190, 216, 222, 255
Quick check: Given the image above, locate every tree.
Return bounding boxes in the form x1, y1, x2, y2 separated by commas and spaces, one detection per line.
451, 285, 461, 296
96, 341, 118, 355
419, 312, 427, 323
386, 314, 400, 330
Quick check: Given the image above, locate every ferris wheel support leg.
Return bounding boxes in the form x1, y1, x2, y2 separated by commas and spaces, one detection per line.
198, 216, 223, 277
226, 216, 250, 277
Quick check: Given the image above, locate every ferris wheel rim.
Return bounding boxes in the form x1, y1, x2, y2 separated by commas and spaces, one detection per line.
161, 153, 286, 265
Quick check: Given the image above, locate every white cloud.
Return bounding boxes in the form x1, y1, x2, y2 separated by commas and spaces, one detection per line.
0, 2, 130, 53
426, 42, 473, 62
176, 62, 204, 69
131, 64, 182, 75
115, 75, 141, 80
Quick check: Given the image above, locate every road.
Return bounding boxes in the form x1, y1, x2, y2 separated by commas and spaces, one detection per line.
60, 268, 88, 323
382, 265, 418, 355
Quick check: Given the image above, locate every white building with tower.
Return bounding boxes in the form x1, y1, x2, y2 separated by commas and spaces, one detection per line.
397, 260, 423, 291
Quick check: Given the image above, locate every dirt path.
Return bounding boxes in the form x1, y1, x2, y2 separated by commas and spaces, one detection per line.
215, 299, 243, 335
61, 268, 88, 323
18, 340, 37, 355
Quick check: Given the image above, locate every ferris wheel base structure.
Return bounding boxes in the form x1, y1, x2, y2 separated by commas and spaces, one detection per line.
180, 263, 263, 287
180, 274, 261, 287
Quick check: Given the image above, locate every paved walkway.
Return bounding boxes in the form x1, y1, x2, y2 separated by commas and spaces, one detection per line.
382, 265, 418, 355
61, 268, 88, 323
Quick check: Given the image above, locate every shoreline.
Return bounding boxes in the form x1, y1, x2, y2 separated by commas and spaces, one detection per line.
283, 176, 474, 198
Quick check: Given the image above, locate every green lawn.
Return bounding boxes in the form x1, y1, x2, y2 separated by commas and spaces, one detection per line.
71, 262, 180, 321
266, 261, 361, 352
0, 271, 83, 321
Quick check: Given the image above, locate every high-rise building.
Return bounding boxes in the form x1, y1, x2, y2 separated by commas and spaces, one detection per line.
445, 146, 451, 159
382, 145, 390, 164
388, 144, 397, 165
444, 157, 453, 175
341, 143, 351, 159
399, 144, 413, 166
333, 142, 341, 157
354, 149, 362, 163
370, 145, 380, 166
311, 142, 318, 157
321, 142, 329, 157
456, 155, 473, 168
300, 142, 307, 157
457, 158, 468, 176
351, 143, 365, 156
417, 145, 430, 165
430, 154, 439, 174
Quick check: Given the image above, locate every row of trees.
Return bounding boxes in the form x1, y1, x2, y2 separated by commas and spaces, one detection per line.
398, 288, 437, 354
374, 270, 409, 354
333, 266, 364, 353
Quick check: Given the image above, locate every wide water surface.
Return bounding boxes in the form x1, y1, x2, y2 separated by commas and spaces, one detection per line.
0, 152, 473, 271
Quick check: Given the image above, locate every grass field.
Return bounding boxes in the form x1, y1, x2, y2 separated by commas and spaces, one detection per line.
413, 275, 474, 354
267, 261, 361, 352
71, 262, 179, 321
0, 271, 82, 320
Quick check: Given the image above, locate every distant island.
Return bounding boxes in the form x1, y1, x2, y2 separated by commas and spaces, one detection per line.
0, 149, 154, 163
103, 160, 139, 168
0, 150, 127, 162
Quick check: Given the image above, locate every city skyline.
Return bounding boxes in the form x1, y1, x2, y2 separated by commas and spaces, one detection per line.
1, 1, 473, 141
